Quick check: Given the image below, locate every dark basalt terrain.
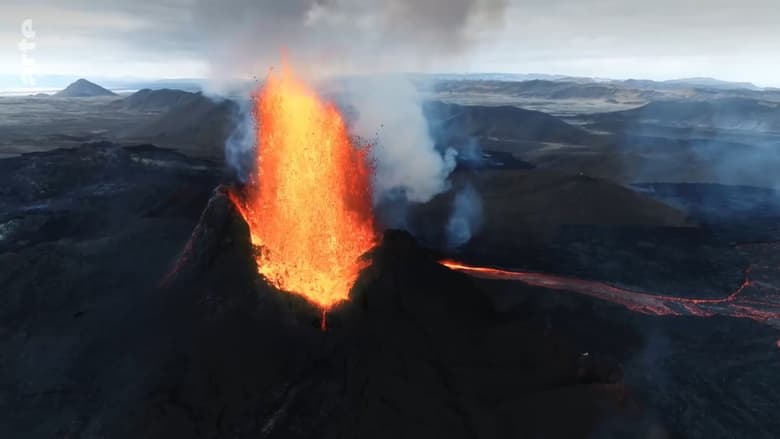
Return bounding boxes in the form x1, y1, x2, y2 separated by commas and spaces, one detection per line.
3, 78, 780, 438
0, 143, 219, 437
0, 144, 633, 438
1, 143, 779, 438
147, 191, 631, 438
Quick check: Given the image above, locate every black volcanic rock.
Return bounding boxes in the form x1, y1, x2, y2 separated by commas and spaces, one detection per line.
3, 135, 777, 438
0, 143, 220, 438
144, 189, 632, 438
408, 170, 689, 252
55, 78, 117, 97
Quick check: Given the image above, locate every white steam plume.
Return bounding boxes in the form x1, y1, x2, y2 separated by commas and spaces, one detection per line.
344, 76, 456, 203
192, 0, 506, 205
446, 184, 483, 248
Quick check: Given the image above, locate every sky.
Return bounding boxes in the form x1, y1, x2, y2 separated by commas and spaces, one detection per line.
1, 0, 779, 87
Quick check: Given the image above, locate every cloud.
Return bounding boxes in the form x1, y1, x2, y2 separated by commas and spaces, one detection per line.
188, 0, 508, 79
0, 0, 778, 83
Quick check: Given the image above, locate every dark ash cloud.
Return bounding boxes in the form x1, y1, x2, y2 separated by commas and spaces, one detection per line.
188, 0, 508, 78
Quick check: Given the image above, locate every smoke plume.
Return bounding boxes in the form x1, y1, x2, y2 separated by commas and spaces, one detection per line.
344, 76, 457, 202
191, 0, 508, 79
446, 184, 483, 248
224, 96, 256, 182
194, 0, 506, 209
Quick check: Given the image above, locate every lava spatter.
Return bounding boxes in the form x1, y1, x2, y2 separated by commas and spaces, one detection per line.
230, 63, 376, 315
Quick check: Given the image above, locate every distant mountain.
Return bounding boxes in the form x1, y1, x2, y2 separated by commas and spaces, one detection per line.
600, 98, 780, 131
429, 77, 780, 112
662, 77, 760, 91
425, 101, 595, 145
621, 77, 760, 91
421, 73, 767, 91
55, 79, 117, 97
432, 79, 660, 102
416, 73, 577, 82
101, 78, 204, 93
116, 88, 209, 112
116, 88, 237, 157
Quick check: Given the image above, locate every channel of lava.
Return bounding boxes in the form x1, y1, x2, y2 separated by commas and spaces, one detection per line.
441, 252, 780, 329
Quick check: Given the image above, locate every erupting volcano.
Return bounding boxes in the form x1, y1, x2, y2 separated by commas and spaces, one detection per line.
230, 64, 376, 314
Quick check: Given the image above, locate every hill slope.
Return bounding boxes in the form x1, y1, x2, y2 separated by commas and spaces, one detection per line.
116, 88, 209, 112
410, 169, 690, 249
55, 78, 117, 97
116, 89, 237, 157
596, 98, 780, 131
426, 101, 594, 146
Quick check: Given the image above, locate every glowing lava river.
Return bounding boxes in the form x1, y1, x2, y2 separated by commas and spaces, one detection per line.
441, 242, 780, 329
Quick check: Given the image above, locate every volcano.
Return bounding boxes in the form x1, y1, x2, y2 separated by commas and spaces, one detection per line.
153, 67, 635, 436
153, 187, 631, 438
55, 78, 117, 97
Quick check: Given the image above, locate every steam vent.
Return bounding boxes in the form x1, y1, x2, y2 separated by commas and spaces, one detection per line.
145, 186, 629, 438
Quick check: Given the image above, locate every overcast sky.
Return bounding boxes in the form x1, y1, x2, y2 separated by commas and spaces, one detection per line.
1, 0, 779, 86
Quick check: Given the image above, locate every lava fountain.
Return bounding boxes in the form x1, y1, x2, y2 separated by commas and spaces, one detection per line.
230, 64, 376, 320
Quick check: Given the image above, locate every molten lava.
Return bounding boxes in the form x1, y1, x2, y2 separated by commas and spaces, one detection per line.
440, 256, 780, 328
231, 64, 376, 312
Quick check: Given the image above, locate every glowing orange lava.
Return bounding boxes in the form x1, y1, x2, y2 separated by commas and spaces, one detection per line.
231, 63, 376, 312
440, 259, 780, 327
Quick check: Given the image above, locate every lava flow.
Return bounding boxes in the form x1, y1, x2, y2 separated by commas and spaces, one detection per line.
441, 256, 780, 328
230, 63, 376, 319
